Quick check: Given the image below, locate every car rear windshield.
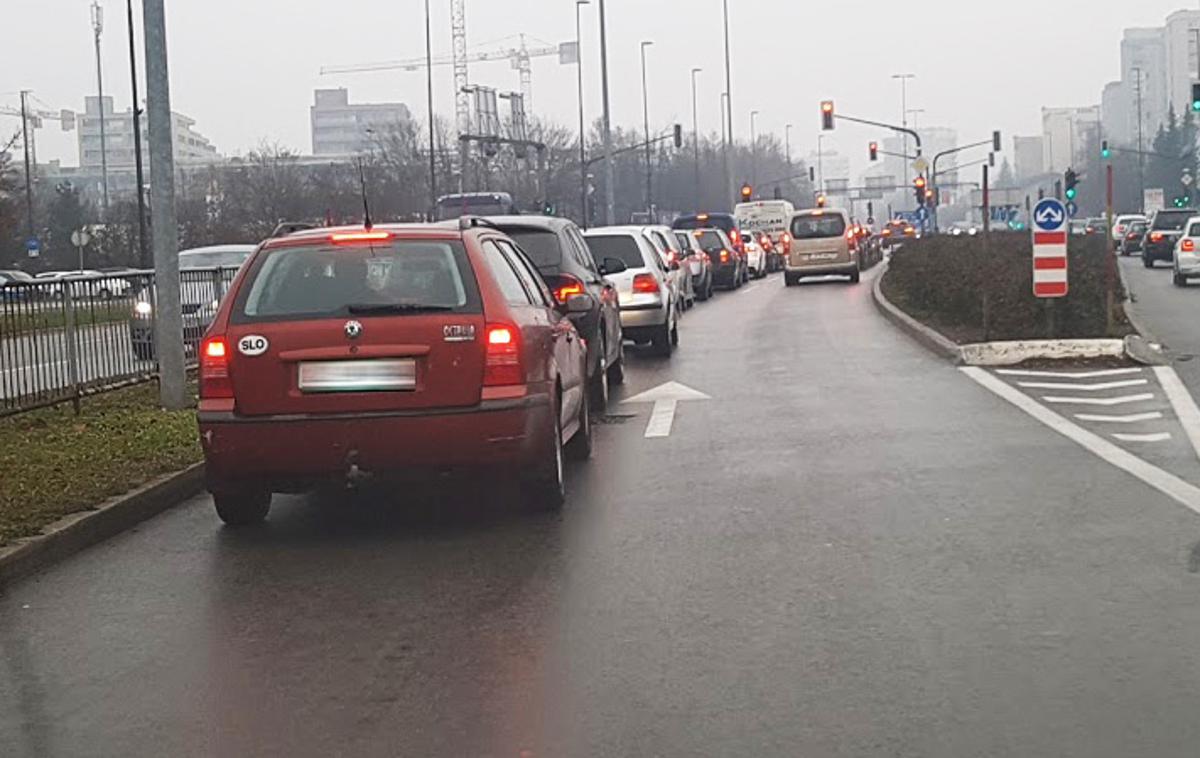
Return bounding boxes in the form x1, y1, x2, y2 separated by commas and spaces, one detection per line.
695, 230, 728, 253
672, 215, 734, 232
584, 235, 647, 269
180, 250, 253, 269
233, 240, 480, 322
791, 214, 847, 239
674, 232, 694, 250
1152, 211, 1195, 230
502, 229, 562, 269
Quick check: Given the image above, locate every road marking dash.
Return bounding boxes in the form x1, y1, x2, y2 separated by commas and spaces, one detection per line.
1075, 412, 1164, 423
1113, 432, 1172, 443
997, 368, 1144, 379
1154, 366, 1200, 463
1043, 393, 1155, 406
643, 399, 677, 438
961, 367, 1200, 517
1017, 379, 1149, 391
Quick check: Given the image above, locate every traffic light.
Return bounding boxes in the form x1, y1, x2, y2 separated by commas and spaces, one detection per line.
1102, 140, 1111, 159
992, 130, 1002, 153
1192, 83, 1200, 113
673, 123, 683, 148
542, 200, 556, 215
816, 194, 827, 208
868, 142, 879, 161
913, 176, 927, 206
821, 100, 835, 131
809, 166, 816, 182
740, 183, 753, 202
1064, 168, 1078, 201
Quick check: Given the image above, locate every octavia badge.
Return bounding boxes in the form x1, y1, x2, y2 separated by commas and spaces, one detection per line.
344, 320, 364, 340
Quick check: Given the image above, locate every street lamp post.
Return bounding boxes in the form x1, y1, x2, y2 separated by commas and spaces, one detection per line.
722, 0, 734, 205
817, 134, 827, 196
691, 67, 702, 209
597, 0, 615, 225
91, 1, 110, 218
640, 40, 654, 215
750, 110, 759, 186
720, 91, 729, 184
125, 0, 149, 267
892, 73, 915, 167
424, 0, 437, 217
575, 0, 590, 226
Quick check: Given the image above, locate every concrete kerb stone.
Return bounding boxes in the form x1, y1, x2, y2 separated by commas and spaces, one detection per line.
0, 463, 205, 587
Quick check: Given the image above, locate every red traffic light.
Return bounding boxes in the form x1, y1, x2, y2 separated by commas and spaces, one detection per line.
868, 142, 879, 161
913, 176, 927, 189
740, 183, 753, 201
820, 100, 835, 131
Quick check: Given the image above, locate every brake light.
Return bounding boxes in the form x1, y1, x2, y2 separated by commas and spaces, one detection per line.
200, 336, 233, 399
632, 273, 660, 294
330, 230, 393, 243
1184, 239, 1196, 252
483, 324, 522, 387
667, 250, 678, 265
552, 274, 585, 305
720, 250, 730, 263
1151, 231, 1165, 243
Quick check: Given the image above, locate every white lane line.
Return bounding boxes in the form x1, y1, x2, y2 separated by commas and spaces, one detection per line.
961, 367, 1200, 516
1043, 393, 1155, 406
998, 368, 1144, 379
1154, 366, 1200, 462
643, 399, 677, 438
1113, 432, 1173, 443
1017, 379, 1149, 391
1075, 412, 1164, 424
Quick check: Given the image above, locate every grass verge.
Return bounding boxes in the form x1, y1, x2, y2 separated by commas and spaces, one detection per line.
881, 232, 1135, 343
0, 382, 201, 546
0, 303, 132, 338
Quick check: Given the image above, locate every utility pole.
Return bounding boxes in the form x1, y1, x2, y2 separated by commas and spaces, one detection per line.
750, 110, 759, 186
126, 0, 148, 267
722, 0, 733, 206
19, 91, 35, 245
640, 40, 654, 215
598, 0, 615, 225
892, 73, 915, 168
576, 0, 590, 226
91, 1, 110, 218
720, 91, 729, 197
424, 0, 437, 217
691, 67, 702, 210
1133, 65, 1146, 212
142, 0, 186, 410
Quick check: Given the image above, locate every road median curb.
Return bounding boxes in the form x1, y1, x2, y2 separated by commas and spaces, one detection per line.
0, 463, 204, 587
871, 262, 964, 364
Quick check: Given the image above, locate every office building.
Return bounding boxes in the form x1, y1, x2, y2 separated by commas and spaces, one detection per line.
311, 88, 411, 156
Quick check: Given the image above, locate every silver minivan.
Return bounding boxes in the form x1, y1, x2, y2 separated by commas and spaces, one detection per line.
783, 208, 860, 286
583, 227, 680, 356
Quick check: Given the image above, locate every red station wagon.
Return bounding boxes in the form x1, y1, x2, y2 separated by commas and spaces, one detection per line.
197, 220, 592, 525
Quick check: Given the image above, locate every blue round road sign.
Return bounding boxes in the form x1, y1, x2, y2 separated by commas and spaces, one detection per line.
1066, 201, 1079, 218
916, 207, 929, 222
1033, 199, 1067, 232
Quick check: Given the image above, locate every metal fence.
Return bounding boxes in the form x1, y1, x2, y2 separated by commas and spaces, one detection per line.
0, 267, 240, 416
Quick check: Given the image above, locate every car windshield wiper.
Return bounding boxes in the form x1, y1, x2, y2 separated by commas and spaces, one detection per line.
346, 303, 456, 315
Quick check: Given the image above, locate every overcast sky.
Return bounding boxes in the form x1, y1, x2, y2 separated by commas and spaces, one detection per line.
3, 0, 1194, 176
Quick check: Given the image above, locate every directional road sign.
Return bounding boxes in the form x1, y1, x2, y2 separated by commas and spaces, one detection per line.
1032, 198, 1068, 298
25, 238, 40, 258
1066, 200, 1078, 218
916, 207, 929, 222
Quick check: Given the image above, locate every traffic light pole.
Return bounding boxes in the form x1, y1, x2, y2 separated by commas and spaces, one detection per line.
583, 128, 679, 170
1106, 162, 1116, 334
831, 113, 922, 155
931, 138, 994, 234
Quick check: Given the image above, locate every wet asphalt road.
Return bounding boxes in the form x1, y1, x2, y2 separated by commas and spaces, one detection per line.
5, 267, 1200, 757
1123, 254, 1200, 393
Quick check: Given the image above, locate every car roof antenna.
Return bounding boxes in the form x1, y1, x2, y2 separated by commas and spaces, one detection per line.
357, 157, 374, 230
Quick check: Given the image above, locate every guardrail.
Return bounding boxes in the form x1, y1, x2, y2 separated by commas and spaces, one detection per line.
0, 267, 240, 416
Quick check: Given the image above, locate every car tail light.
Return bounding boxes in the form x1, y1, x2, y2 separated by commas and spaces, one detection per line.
552, 274, 585, 305
1127, 232, 1138, 240
1151, 231, 1165, 243
483, 324, 522, 387
632, 273, 660, 294
200, 336, 233, 399
731, 228, 743, 251
1184, 239, 1196, 253
719, 250, 730, 264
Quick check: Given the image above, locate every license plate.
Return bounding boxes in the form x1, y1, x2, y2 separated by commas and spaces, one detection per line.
807, 253, 838, 261
298, 359, 417, 393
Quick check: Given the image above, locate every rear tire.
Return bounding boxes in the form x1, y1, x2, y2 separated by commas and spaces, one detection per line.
1174, 271, 1187, 287
524, 404, 565, 511
652, 320, 673, 357
607, 343, 626, 386
214, 490, 271, 526
784, 273, 798, 287
566, 391, 592, 462
848, 269, 861, 284
1144, 255, 1155, 268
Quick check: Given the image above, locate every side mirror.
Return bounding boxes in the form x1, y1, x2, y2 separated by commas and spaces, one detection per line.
565, 293, 594, 314
600, 257, 627, 276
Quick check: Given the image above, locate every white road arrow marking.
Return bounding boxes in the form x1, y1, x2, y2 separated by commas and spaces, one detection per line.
1017, 379, 1149, 391
623, 381, 711, 439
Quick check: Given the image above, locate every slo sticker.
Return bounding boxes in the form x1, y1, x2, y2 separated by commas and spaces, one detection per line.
238, 335, 269, 356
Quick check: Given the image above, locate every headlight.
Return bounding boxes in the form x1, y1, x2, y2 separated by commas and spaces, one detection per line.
134, 301, 153, 317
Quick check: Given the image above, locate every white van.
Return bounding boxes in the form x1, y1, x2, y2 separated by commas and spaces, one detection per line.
735, 200, 795, 269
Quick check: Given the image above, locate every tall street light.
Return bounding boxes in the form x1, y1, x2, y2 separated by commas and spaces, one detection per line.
640, 40, 654, 214
720, 91, 728, 182
892, 73, 915, 169
691, 67, 702, 209
597, 0, 615, 225
424, 0, 437, 217
722, 0, 734, 205
125, 0, 148, 267
750, 109, 759, 186
91, 1, 111, 218
575, 0, 590, 227
785, 123, 793, 168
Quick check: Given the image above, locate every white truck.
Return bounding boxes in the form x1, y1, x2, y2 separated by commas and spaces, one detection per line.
735, 200, 795, 272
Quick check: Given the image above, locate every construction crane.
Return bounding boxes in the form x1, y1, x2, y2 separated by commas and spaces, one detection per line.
0, 97, 77, 174
320, 34, 564, 119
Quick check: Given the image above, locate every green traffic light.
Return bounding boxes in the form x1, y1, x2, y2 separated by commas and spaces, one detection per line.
1193, 100, 1200, 112
1102, 148, 1111, 159
1065, 188, 1077, 200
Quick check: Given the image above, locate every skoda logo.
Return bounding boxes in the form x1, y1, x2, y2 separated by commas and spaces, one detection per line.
344, 320, 364, 340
